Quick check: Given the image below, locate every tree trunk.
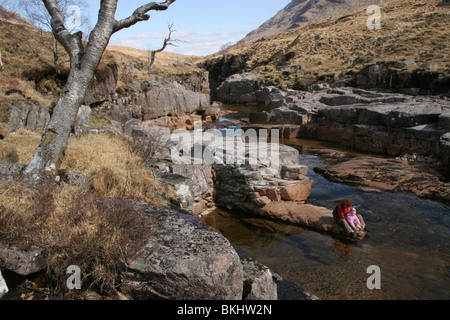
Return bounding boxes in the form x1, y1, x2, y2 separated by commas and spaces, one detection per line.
22, 69, 93, 185
22, 0, 176, 186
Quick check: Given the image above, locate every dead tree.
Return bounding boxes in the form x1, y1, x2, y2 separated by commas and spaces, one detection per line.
148, 22, 180, 70
23, 0, 176, 186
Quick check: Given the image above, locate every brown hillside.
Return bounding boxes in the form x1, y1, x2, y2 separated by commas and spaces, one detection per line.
237, 0, 390, 46
203, 0, 450, 92
0, 11, 202, 107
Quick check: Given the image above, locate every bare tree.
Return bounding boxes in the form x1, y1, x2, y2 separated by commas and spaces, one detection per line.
23, 0, 177, 186
147, 22, 181, 70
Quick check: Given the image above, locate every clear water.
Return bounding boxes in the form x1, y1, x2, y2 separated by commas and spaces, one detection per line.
201, 105, 450, 300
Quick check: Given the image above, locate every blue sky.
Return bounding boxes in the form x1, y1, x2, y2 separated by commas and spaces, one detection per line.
90, 0, 291, 56
5, 0, 291, 56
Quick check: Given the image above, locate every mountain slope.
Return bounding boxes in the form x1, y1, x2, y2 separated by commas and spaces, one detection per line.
237, 0, 389, 46
202, 0, 450, 94
0, 7, 203, 107
0, 5, 32, 25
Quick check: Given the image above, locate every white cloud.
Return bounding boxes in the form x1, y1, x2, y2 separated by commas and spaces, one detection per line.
111, 29, 248, 56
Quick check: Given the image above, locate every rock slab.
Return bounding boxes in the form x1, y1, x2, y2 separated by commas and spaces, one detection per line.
121, 202, 243, 300
0, 245, 47, 276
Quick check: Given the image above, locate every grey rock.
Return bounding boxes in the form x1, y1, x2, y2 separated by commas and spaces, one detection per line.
136, 82, 210, 120
390, 59, 415, 69
419, 63, 433, 71
242, 259, 277, 300
249, 111, 269, 124
281, 164, 309, 180
215, 73, 262, 105
268, 108, 306, 125
3, 102, 49, 132
156, 172, 199, 210
121, 201, 243, 300
171, 163, 214, 199
0, 270, 8, 298
0, 245, 47, 276
438, 108, 450, 130
319, 94, 371, 106
122, 119, 142, 136
76, 105, 92, 127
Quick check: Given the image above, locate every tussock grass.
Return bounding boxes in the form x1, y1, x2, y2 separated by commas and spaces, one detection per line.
60, 133, 168, 206
0, 132, 170, 298
0, 182, 152, 299
0, 129, 42, 164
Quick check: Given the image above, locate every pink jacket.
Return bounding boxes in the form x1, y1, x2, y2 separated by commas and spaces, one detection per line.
346, 214, 361, 228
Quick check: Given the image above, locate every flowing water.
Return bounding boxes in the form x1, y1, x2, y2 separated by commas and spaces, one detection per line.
200, 105, 450, 300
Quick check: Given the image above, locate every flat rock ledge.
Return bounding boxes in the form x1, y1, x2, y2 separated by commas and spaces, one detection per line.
314, 157, 450, 203
258, 203, 366, 240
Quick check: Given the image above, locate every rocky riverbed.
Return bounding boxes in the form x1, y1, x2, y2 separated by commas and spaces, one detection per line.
2, 67, 449, 300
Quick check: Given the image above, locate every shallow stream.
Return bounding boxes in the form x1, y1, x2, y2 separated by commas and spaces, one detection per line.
200, 105, 450, 300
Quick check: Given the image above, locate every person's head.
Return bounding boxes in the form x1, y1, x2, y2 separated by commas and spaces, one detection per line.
341, 198, 352, 208
350, 208, 357, 215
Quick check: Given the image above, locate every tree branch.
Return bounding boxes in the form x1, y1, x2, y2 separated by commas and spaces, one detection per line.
42, 0, 85, 67
113, 0, 176, 33
42, 0, 72, 53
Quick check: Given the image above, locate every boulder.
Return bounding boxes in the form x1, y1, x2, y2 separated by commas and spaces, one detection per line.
3, 102, 49, 132
130, 81, 210, 120
279, 179, 313, 202
171, 164, 214, 199
203, 106, 222, 121
390, 59, 415, 69
439, 108, 450, 130
0, 245, 47, 276
0, 270, 8, 298
280, 164, 309, 180
215, 73, 262, 105
242, 259, 278, 300
156, 172, 199, 210
317, 102, 442, 127
76, 105, 92, 127
121, 202, 244, 300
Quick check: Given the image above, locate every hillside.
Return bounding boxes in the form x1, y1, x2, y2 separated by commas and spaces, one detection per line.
202, 0, 450, 94
0, 8, 203, 107
0, 5, 32, 25
236, 0, 390, 46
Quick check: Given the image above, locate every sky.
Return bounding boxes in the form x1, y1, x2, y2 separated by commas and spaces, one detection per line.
81, 0, 291, 56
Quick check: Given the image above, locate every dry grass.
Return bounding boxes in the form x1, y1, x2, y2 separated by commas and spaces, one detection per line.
0, 181, 152, 298
0, 129, 42, 164
60, 133, 169, 206
0, 130, 170, 205
0, 20, 67, 106
204, 0, 450, 89
0, 18, 204, 107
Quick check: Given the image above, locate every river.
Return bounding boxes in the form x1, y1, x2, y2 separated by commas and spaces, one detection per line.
200, 104, 450, 300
